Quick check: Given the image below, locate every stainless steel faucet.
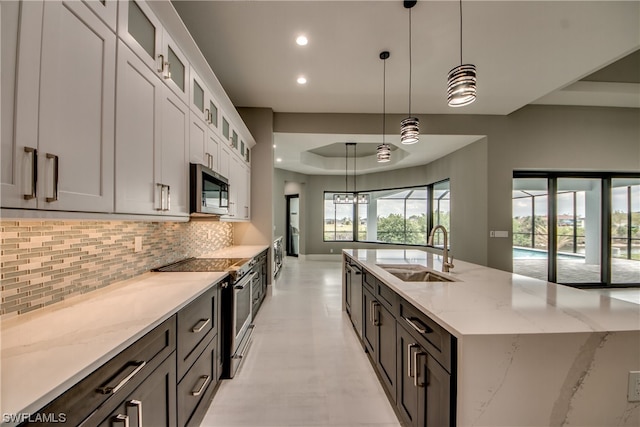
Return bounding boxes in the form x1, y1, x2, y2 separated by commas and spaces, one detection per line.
428, 225, 454, 273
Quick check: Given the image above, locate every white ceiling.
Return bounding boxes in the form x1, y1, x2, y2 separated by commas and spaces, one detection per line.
172, 0, 640, 174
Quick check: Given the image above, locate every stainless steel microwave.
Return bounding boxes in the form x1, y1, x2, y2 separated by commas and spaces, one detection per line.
190, 163, 229, 216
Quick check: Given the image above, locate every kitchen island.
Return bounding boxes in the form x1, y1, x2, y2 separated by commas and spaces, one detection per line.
343, 248, 640, 427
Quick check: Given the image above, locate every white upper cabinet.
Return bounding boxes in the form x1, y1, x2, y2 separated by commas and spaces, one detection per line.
83, 0, 117, 31
115, 41, 188, 217
1, 0, 115, 212
118, 0, 189, 103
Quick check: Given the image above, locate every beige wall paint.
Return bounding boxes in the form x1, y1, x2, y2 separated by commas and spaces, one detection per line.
272, 105, 639, 272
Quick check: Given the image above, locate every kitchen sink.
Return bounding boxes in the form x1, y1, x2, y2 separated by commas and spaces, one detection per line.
376, 264, 457, 282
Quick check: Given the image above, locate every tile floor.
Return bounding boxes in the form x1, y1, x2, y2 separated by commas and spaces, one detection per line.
200, 257, 401, 427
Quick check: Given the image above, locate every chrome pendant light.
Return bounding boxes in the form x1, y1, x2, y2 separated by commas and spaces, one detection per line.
447, 0, 477, 107
377, 51, 391, 163
400, 0, 419, 145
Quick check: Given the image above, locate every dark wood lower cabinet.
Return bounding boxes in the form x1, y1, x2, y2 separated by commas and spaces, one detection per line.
397, 323, 451, 427
362, 288, 397, 401
95, 353, 177, 427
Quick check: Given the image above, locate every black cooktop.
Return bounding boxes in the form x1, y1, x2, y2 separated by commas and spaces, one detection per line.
152, 257, 250, 273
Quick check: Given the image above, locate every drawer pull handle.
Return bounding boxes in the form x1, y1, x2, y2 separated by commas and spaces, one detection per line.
111, 414, 129, 427
126, 400, 142, 427
97, 360, 146, 395
192, 318, 210, 333
403, 316, 432, 335
191, 375, 211, 397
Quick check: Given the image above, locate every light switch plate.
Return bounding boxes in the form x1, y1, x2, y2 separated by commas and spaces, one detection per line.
629, 371, 640, 402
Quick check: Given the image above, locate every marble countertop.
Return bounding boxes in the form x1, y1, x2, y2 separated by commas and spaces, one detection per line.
0, 271, 227, 419
344, 249, 640, 338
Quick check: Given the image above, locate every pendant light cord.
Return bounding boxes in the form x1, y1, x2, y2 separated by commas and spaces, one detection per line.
345, 144, 348, 194
408, 7, 413, 117
382, 57, 386, 140
459, 0, 463, 65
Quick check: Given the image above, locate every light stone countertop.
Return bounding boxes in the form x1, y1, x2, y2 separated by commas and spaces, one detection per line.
0, 271, 227, 420
343, 248, 640, 337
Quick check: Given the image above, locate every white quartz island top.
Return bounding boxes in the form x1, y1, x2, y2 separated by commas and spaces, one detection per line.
0, 271, 227, 420
344, 248, 640, 337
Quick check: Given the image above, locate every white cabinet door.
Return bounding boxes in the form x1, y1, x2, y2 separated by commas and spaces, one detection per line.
207, 131, 220, 173
1, 0, 42, 209
37, 0, 115, 212
160, 31, 190, 106
219, 144, 231, 182
243, 164, 251, 220
118, 0, 162, 75
83, 0, 117, 31
189, 112, 208, 166
115, 40, 162, 214
160, 86, 189, 217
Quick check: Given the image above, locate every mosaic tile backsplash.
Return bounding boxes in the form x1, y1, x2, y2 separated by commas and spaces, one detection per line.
0, 220, 233, 318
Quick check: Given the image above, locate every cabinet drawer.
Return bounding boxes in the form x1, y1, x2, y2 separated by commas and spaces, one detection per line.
399, 300, 452, 373
24, 316, 176, 426
376, 280, 397, 314
362, 267, 375, 292
177, 285, 218, 379
178, 335, 218, 427
91, 352, 177, 427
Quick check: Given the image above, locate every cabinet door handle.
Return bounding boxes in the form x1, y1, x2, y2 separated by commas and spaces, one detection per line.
372, 302, 380, 326
191, 318, 210, 333
126, 400, 142, 427
156, 183, 164, 211
191, 375, 211, 397
165, 185, 171, 211
414, 351, 427, 388
164, 61, 171, 79
97, 360, 146, 395
111, 414, 129, 427
407, 343, 419, 379
205, 108, 211, 124
23, 147, 37, 200
403, 316, 432, 335
45, 153, 59, 202
157, 54, 164, 73
369, 300, 374, 324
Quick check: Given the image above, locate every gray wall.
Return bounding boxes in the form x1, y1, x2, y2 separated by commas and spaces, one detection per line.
272, 105, 639, 272
234, 107, 274, 248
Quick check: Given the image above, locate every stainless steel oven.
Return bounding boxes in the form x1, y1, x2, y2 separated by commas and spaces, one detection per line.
229, 269, 257, 377
152, 256, 256, 379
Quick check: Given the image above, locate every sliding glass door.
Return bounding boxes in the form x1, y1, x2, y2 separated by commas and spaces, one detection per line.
513, 172, 639, 288
611, 178, 640, 284
556, 178, 601, 284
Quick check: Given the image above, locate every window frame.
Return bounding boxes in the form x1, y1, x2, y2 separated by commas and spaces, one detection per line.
322, 179, 450, 248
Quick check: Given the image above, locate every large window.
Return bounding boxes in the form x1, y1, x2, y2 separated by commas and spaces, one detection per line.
512, 172, 639, 287
324, 180, 450, 247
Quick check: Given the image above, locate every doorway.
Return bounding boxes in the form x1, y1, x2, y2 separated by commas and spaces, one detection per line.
286, 195, 300, 257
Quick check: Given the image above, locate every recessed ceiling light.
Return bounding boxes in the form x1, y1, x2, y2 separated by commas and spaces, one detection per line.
296, 35, 308, 46
273, 144, 277, 148
297, 76, 307, 85
276, 157, 282, 162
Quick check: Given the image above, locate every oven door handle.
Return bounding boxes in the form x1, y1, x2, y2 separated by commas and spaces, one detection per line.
234, 272, 258, 289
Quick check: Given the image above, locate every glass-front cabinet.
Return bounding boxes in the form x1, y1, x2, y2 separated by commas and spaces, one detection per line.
119, 0, 189, 104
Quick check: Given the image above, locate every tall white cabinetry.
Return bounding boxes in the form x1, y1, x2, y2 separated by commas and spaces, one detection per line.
1, 0, 255, 220
1, 0, 115, 212
115, 0, 189, 217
